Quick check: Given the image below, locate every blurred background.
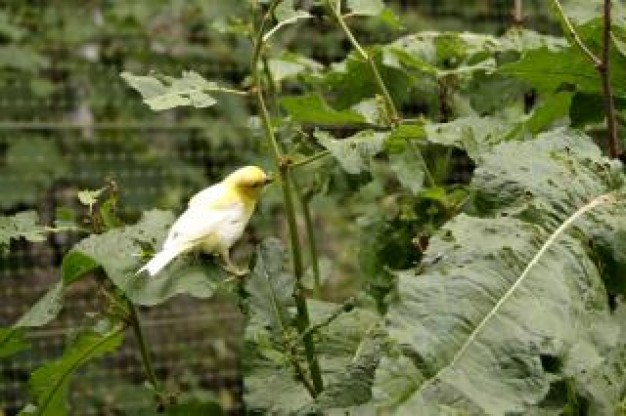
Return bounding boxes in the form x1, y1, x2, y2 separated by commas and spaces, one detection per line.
0, 1, 556, 414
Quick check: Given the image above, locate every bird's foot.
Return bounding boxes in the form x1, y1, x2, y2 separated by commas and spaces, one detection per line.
219, 263, 249, 277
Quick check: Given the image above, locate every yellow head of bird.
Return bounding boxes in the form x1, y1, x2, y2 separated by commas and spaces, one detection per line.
224, 166, 272, 198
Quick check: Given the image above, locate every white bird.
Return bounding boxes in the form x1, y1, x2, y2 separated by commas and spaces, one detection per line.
137, 166, 272, 276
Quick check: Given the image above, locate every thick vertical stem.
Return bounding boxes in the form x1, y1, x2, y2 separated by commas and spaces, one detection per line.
251, 0, 324, 395
599, 0, 620, 158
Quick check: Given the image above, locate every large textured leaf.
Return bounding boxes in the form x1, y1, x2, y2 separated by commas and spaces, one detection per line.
24, 323, 124, 416
381, 129, 626, 414
68, 210, 226, 306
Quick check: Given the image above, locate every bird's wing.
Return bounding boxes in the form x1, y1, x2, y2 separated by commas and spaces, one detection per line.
162, 190, 246, 251
188, 183, 225, 208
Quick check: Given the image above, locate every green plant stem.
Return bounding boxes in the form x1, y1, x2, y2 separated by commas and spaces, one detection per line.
127, 302, 160, 393
251, 0, 324, 395
599, 0, 620, 158
325, 0, 437, 183
326, 0, 399, 125
295, 185, 322, 297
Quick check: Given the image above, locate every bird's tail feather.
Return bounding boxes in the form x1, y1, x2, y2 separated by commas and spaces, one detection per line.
136, 246, 184, 277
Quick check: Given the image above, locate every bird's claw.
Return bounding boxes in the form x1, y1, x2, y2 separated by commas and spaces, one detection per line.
219, 263, 249, 277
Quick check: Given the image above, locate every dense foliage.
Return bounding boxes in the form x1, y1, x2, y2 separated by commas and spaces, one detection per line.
2, 0, 626, 414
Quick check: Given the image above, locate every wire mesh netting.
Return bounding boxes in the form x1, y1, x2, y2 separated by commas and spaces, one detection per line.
1, 1, 554, 414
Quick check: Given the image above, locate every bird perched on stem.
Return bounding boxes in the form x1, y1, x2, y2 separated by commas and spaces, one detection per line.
137, 166, 272, 277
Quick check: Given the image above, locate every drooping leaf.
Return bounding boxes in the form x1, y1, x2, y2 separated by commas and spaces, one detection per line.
316, 130, 389, 174
382, 129, 626, 414
26, 323, 124, 416
280, 94, 365, 125
68, 210, 226, 306
120, 71, 219, 111
14, 281, 65, 328
0, 211, 48, 251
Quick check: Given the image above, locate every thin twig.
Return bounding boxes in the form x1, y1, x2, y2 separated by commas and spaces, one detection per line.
299, 297, 356, 342
288, 150, 331, 169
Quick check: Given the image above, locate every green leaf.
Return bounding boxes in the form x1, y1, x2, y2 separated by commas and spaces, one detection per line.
244, 238, 295, 339
0, 211, 48, 252
15, 281, 65, 328
267, 53, 322, 82
120, 71, 218, 111
316, 130, 389, 174
389, 147, 425, 195
346, 0, 385, 17
321, 48, 414, 109
61, 251, 99, 285
244, 300, 380, 414
264, 0, 311, 41
383, 129, 625, 413
280, 94, 365, 125
300, 327, 389, 413
27, 324, 124, 416
425, 116, 513, 161
70, 210, 226, 306
500, 20, 626, 99
0, 328, 30, 359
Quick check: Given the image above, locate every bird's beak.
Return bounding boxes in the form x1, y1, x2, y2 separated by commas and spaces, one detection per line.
264, 174, 275, 185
